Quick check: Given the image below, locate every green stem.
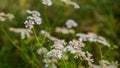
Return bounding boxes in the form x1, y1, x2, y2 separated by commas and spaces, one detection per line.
51, 7, 64, 28
1, 25, 19, 49
103, 47, 113, 57
84, 42, 91, 51
96, 43, 103, 59
33, 28, 42, 47
21, 40, 41, 68
62, 60, 68, 68
43, 6, 50, 27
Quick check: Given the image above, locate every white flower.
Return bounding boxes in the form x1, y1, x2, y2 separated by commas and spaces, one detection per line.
26, 10, 40, 16
55, 27, 75, 34
40, 30, 59, 41
42, 40, 68, 60
6, 13, 14, 20
85, 51, 94, 66
9, 27, 32, 39
97, 36, 110, 47
46, 40, 67, 60
44, 63, 57, 68
47, 49, 63, 59
24, 20, 34, 29
24, 10, 42, 29
61, 0, 80, 9
0, 12, 14, 22
43, 58, 57, 68
43, 58, 58, 64
65, 19, 78, 28
87, 33, 98, 42
51, 40, 66, 49
37, 47, 48, 55
68, 39, 85, 48
42, 0, 52, 6
65, 39, 94, 65
0, 13, 6, 21
76, 32, 110, 47
66, 46, 76, 54
90, 60, 118, 68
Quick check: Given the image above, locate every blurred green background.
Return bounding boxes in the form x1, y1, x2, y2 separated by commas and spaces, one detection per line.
0, 0, 120, 68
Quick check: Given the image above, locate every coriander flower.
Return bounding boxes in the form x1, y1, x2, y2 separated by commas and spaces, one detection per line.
37, 47, 48, 55
24, 10, 42, 29
0, 13, 6, 21
51, 40, 66, 49
43, 58, 57, 68
47, 49, 63, 59
6, 13, 14, 20
55, 27, 75, 34
9, 27, 32, 39
47, 40, 68, 60
65, 19, 78, 28
40, 30, 59, 41
24, 20, 34, 29
0, 12, 14, 22
65, 39, 93, 65
76, 32, 110, 47
90, 60, 118, 68
85, 51, 94, 66
42, 0, 52, 6
61, 0, 80, 9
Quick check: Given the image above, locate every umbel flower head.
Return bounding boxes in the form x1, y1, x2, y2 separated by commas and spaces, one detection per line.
0, 12, 14, 22
24, 10, 42, 29
9, 27, 32, 39
40, 30, 59, 41
76, 32, 110, 47
65, 19, 78, 28
42, 0, 52, 6
37, 37, 94, 67
55, 27, 75, 34
61, 0, 80, 9
90, 59, 118, 68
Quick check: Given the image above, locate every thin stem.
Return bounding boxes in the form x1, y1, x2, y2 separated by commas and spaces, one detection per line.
21, 40, 41, 68
103, 47, 113, 57
96, 43, 103, 59
62, 60, 68, 68
31, 50, 42, 68
43, 6, 50, 27
1, 25, 19, 49
51, 7, 64, 28
33, 28, 42, 47
84, 42, 91, 51
78, 59, 82, 67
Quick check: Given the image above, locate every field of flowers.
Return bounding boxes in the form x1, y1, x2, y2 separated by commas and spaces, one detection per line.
0, 0, 120, 68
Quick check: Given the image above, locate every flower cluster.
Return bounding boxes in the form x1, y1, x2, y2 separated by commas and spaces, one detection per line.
65, 19, 78, 28
37, 40, 67, 68
42, 0, 52, 6
37, 37, 94, 67
55, 27, 75, 34
76, 32, 110, 47
0, 12, 14, 22
37, 47, 58, 68
37, 47, 48, 55
61, 0, 80, 9
41, 0, 80, 9
24, 10, 42, 29
9, 27, 32, 39
47, 40, 67, 59
91, 60, 118, 68
40, 30, 59, 41
66, 38, 94, 66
